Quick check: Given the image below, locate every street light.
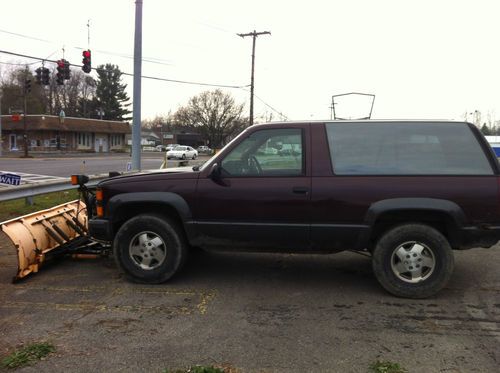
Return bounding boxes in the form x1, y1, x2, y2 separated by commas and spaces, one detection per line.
97, 108, 105, 120
59, 109, 65, 124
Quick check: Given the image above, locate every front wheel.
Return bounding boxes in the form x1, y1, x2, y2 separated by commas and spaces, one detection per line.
192, 153, 197, 160
372, 223, 454, 298
113, 214, 187, 283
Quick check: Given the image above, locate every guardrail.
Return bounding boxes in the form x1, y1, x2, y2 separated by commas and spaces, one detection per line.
0, 173, 109, 202
0, 159, 204, 203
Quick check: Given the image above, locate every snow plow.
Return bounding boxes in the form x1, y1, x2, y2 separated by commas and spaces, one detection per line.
0, 175, 106, 282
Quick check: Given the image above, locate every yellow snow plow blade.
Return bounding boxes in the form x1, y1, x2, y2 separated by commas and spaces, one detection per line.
0, 200, 88, 282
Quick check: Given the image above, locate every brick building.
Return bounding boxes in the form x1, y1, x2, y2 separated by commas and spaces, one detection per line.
0, 115, 130, 153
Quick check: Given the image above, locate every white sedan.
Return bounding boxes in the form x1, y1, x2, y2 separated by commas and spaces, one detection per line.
166, 146, 198, 160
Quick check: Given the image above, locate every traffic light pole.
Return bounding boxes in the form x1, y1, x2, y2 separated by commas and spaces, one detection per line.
237, 30, 270, 126
132, 0, 143, 171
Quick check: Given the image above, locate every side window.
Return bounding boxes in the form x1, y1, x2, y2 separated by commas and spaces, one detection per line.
221, 128, 304, 177
325, 122, 493, 175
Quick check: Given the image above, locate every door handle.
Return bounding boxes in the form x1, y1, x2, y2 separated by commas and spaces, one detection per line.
292, 186, 309, 194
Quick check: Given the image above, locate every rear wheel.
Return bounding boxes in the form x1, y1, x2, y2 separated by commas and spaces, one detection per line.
181, 154, 186, 160
192, 153, 197, 160
113, 214, 187, 283
372, 223, 454, 298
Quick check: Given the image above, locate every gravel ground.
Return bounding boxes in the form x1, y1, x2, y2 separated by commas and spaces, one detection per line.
0, 233, 499, 373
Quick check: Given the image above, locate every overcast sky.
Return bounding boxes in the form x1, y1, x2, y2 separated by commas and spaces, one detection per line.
1, 0, 499, 123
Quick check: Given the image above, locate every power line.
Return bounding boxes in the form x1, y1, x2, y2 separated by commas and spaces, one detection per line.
0, 28, 175, 67
0, 61, 37, 66
243, 88, 288, 121
0, 49, 249, 89
0, 49, 287, 119
0, 28, 52, 43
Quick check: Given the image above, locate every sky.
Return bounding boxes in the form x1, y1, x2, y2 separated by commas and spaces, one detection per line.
0, 0, 499, 124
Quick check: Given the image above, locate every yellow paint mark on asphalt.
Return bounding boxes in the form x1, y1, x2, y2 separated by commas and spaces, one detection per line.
0, 284, 216, 316
198, 291, 216, 315
1, 301, 194, 314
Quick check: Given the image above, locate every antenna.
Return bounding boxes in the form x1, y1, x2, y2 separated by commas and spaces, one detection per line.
87, 19, 91, 47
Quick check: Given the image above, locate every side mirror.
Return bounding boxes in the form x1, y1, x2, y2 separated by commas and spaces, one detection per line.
209, 163, 222, 180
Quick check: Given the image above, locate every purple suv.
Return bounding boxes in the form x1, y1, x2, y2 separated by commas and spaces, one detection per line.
86, 120, 500, 298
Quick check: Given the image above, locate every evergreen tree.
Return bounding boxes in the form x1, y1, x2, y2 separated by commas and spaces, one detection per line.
93, 64, 131, 121
480, 123, 492, 136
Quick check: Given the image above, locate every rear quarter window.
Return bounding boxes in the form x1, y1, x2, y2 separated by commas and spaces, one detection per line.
325, 122, 493, 175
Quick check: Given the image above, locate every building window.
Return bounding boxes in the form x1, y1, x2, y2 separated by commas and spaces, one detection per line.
77, 132, 92, 147
110, 134, 122, 147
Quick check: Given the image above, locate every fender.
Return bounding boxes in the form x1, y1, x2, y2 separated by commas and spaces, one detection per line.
360, 198, 467, 248
107, 192, 192, 224
364, 198, 467, 227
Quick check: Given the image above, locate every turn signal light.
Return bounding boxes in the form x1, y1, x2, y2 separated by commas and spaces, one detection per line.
71, 174, 89, 186
96, 205, 104, 217
95, 189, 103, 201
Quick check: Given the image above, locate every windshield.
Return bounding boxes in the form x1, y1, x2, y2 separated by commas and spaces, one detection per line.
174, 146, 186, 151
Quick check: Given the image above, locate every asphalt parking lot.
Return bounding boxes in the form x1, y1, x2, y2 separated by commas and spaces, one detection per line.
0, 234, 499, 373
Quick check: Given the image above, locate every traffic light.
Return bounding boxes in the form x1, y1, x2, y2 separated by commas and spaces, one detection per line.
24, 79, 31, 94
63, 59, 71, 80
56, 60, 65, 85
42, 68, 50, 85
82, 50, 91, 73
35, 68, 42, 84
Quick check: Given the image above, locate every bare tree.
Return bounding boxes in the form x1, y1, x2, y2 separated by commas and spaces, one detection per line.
173, 89, 248, 148
0, 66, 45, 115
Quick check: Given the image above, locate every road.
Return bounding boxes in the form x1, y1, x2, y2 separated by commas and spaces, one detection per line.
0, 153, 210, 177
0, 237, 499, 373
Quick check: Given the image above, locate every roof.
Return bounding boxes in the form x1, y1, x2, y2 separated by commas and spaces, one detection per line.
0, 115, 131, 134
251, 119, 470, 129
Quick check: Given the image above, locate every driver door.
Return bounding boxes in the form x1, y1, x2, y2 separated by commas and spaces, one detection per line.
194, 126, 311, 250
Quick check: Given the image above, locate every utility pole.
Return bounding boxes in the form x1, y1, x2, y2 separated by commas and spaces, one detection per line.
0, 89, 2, 157
132, 0, 143, 170
237, 30, 270, 126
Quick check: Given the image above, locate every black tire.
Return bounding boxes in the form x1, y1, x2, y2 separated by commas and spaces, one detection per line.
192, 153, 197, 160
372, 223, 454, 299
181, 154, 186, 160
113, 214, 187, 284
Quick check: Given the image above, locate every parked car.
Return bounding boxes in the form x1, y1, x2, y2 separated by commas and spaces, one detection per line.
155, 145, 167, 152
86, 120, 500, 298
197, 145, 212, 154
166, 145, 198, 160
165, 144, 180, 152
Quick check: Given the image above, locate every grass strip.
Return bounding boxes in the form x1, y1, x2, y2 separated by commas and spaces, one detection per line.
0, 189, 79, 222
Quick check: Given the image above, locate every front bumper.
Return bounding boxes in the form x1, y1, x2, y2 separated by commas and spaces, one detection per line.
88, 218, 112, 242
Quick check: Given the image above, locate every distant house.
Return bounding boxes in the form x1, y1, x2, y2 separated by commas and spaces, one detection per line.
1, 115, 130, 153
155, 131, 204, 147
125, 130, 204, 149
125, 131, 160, 149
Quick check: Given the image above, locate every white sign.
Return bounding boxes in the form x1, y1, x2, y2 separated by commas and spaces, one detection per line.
0, 173, 21, 186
